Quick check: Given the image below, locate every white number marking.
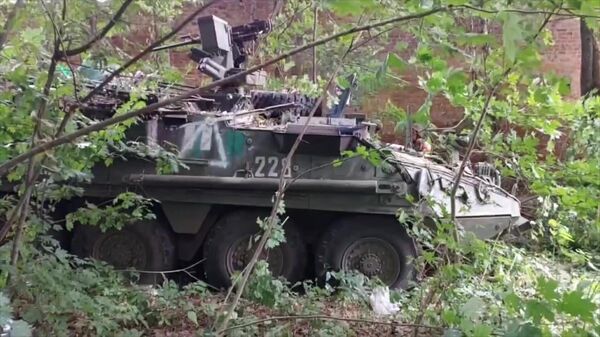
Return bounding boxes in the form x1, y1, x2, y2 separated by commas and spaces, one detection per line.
254, 156, 266, 177
267, 156, 279, 177
254, 156, 292, 178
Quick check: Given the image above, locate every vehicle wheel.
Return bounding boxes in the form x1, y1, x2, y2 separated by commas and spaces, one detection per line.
203, 210, 307, 288
71, 220, 176, 284
251, 90, 319, 117
315, 215, 417, 289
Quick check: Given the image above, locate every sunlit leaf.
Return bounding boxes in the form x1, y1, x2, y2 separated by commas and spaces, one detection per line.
559, 290, 597, 322
501, 12, 523, 62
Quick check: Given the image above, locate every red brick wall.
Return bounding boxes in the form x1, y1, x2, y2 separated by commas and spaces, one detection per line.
164, 3, 589, 124
151, 1, 594, 137
542, 18, 583, 98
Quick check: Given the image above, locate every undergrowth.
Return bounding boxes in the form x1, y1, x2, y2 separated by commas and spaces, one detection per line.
1, 233, 598, 337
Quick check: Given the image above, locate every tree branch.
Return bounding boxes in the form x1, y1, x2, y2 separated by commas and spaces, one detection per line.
312, 4, 318, 83
0, 6, 447, 177
448, 7, 559, 225
4, 0, 61, 262
460, 4, 600, 19
213, 34, 360, 336
61, 0, 135, 56
219, 315, 440, 334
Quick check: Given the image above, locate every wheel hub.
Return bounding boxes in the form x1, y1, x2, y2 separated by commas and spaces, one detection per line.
92, 230, 147, 270
341, 237, 402, 286
359, 253, 383, 277
226, 236, 284, 276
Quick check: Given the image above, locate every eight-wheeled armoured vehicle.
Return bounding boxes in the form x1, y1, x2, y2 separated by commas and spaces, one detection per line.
2, 15, 527, 289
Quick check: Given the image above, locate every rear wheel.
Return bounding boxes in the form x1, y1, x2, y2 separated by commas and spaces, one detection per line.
315, 215, 417, 289
71, 220, 176, 284
203, 210, 307, 288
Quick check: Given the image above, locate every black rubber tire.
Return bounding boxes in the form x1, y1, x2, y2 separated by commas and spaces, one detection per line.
71, 220, 176, 284
203, 210, 307, 289
315, 215, 417, 289
250, 90, 319, 117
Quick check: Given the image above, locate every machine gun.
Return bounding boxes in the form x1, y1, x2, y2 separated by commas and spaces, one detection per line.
153, 15, 270, 85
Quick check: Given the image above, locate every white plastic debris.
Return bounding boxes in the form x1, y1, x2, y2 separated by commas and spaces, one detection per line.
369, 287, 399, 316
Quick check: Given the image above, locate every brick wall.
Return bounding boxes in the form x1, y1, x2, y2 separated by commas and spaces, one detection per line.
144, 1, 595, 136
542, 18, 583, 98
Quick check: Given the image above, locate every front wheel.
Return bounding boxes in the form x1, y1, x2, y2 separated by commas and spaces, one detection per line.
203, 210, 307, 288
315, 215, 417, 289
71, 220, 176, 284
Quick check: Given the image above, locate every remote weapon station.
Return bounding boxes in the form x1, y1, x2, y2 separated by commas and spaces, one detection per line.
15, 16, 528, 288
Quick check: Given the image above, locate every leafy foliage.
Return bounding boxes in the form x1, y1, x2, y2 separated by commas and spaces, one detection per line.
0, 0, 599, 336
65, 192, 157, 232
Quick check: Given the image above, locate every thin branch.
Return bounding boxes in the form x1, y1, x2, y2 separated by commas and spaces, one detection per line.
448, 7, 559, 225
449, 83, 500, 220
214, 34, 361, 337
312, 4, 318, 83
44, 0, 81, 103
425, 115, 470, 133
349, 26, 394, 53
61, 0, 135, 56
0, 6, 447, 178
7, 0, 61, 265
0, 0, 24, 52
115, 258, 205, 274
61, 0, 67, 21
460, 4, 600, 19
219, 315, 440, 334
276, 3, 312, 39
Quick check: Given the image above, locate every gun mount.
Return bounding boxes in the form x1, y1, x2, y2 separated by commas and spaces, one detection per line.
152, 15, 270, 86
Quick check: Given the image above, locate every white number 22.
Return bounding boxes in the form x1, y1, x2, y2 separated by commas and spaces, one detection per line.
254, 156, 291, 178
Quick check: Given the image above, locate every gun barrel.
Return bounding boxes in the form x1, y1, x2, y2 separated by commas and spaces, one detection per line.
231, 20, 271, 43
152, 38, 201, 52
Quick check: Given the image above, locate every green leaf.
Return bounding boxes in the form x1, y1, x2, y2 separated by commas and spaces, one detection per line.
187, 310, 198, 326
461, 296, 485, 320
501, 12, 523, 62
516, 46, 541, 67
426, 73, 445, 93
416, 47, 433, 63
536, 277, 559, 301
525, 300, 555, 323
503, 292, 522, 313
446, 70, 468, 104
20, 27, 44, 46
566, 0, 582, 9
558, 290, 596, 322
283, 60, 295, 72
413, 98, 432, 125
504, 322, 542, 337
457, 33, 496, 46
326, 0, 377, 15
387, 53, 406, 73
557, 78, 572, 96
441, 309, 460, 325
397, 210, 409, 224
472, 324, 493, 337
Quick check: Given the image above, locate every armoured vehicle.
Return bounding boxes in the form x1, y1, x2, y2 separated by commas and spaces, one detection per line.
3, 16, 526, 289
